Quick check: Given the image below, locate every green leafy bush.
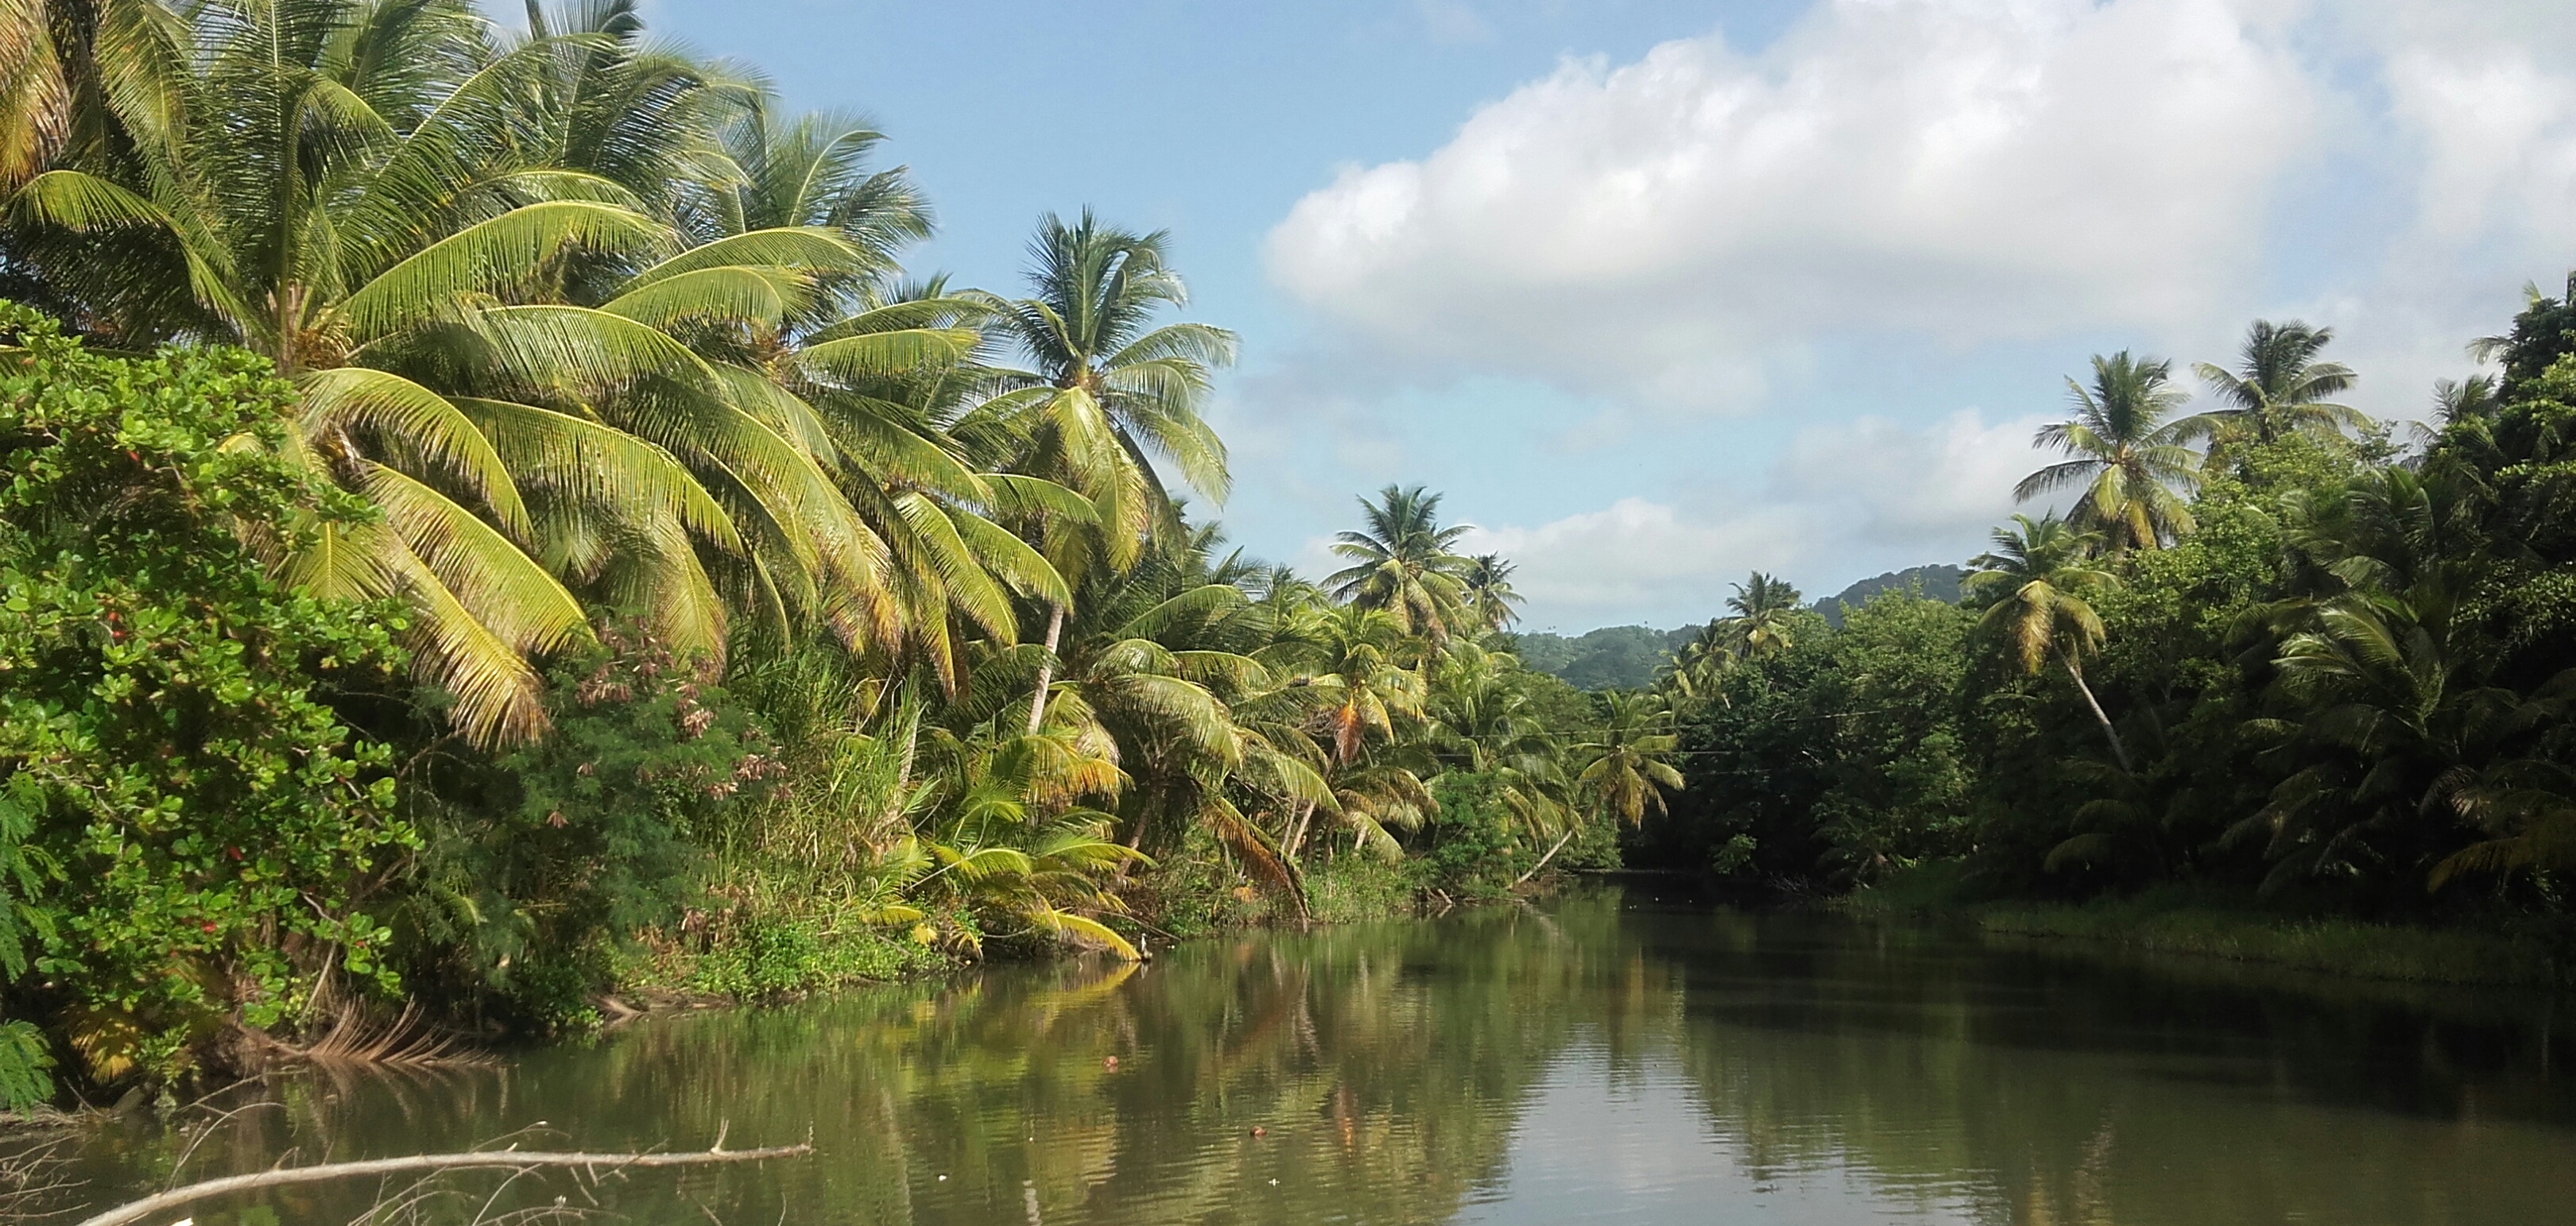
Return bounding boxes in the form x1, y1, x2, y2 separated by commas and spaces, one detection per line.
0, 304, 409, 1085
402, 625, 778, 1028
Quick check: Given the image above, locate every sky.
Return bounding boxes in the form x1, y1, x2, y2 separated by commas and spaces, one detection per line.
636, 0, 2576, 632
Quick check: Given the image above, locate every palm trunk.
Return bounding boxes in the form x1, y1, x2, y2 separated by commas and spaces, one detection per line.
1513, 826, 1579, 888
2060, 651, 2132, 773
1282, 799, 1316, 861
1025, 603, 1065, 736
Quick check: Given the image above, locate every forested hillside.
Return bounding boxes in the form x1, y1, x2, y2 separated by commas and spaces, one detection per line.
1509, 626, 1696, 690
1814, 565, 1964, 625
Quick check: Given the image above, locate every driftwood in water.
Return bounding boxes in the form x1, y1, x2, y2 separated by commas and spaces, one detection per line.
72, 1141, 813, 1226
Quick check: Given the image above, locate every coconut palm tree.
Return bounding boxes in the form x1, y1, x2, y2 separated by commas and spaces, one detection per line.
1427, 641, 1576, 872
2015, 351, 2203, 551
1726, 572, 1803, 658
1327, 484, 1471, 640
2, 0, 1013, 741
1574, 690, 1683, 826
1964, 514, 2129, 771
0, 0, 188, 201
2194, 320, 2369, 451
1458, 555, 1517, 634
1458, 552, 1524, 634
971, 211, 1236, 729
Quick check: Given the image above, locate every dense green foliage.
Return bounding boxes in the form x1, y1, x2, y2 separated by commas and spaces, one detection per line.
0, 304, 409, 1093
0, 0, 1659, 1099
1509, 625, 1695, 690
1645, 287, 2576, 936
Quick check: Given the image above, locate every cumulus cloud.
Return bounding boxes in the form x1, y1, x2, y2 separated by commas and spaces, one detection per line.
1455, 408, 2049, 627
1269, 0, 2325, 410
1774, 408, 2053, 544
1255, 0, 2576, 627
1455, 498, 1811, 628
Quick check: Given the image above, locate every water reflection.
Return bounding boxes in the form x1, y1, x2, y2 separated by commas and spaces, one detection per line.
59, 890, 2576, 1225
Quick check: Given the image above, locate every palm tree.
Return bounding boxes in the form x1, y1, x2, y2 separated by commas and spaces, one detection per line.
0, 0, 186, 197
2249, 466, 2556, 894
974, 211, 1237, 731
1459, 553, 1525, 634
2194, 320, 2369, 451
3, 0, 1013, 742
1726, 572, 1803, 657
1327, 484, 1470, 640
1573, 690, 1683, 826
1964, 515, 2129, 771
1427, 641, 1579, 880
2015, 351, 2203, 551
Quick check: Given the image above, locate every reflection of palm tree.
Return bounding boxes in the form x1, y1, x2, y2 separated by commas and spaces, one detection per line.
1965, 515, 2129, 771
1329, 484, 1471, 640
2194, 320, 2369, 452
2016, 352, 2202, 551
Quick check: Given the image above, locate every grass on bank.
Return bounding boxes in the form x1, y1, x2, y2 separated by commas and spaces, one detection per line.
1842, 861, 2576, 988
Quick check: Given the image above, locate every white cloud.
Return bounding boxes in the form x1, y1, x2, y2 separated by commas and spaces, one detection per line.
1460, 408, 2048, 627
1458, 498, 1812, 629
1269, 0, 2325, 411
1254, 0, 2576, 628
1775, 408, 2052, 544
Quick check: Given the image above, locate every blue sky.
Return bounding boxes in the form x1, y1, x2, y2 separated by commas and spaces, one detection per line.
641, 0, 2576, 632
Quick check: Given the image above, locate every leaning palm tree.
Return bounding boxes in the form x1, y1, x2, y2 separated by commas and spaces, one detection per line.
2015, 351, 2203, 551
2194, 320, 2369, 451
1327, 485, 1471, 640
1458, 553, 1525, 634
1964, 515, 2130, 771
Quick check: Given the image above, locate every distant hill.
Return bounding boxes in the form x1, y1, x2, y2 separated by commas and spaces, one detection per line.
1508, 625, 1695, 691
1511, 564, 1965, 689
1813, 564, 1965, 627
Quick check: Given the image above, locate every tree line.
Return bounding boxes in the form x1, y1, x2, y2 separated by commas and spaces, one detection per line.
0, 0, 1666, 1105
1641, 292, 2576, 928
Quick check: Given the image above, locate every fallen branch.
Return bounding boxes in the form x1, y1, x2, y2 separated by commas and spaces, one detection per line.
1513, 826, 1579, 888
74, 1143, 812, 1226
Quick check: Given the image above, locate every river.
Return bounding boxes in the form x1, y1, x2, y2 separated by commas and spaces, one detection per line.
51, 887, 2576, 1225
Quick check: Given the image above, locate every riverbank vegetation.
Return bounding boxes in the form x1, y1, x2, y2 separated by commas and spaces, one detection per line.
1637, 279, 2576, 977
0, 0, 1664, 1106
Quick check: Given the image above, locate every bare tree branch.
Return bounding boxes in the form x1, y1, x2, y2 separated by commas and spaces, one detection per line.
74, 1143, 813, 1226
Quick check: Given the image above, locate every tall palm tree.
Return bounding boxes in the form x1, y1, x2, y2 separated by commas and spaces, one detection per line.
2194, 320, 2369, 451
1459, 552, 1524, 634
2015, 351, 2203, 551
973, 211, 1236, 730
1964, 515, 2129, 771
1327, 484, 1470, 640
1726, 572, 1803, 658
1574, 690, 1683, 826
